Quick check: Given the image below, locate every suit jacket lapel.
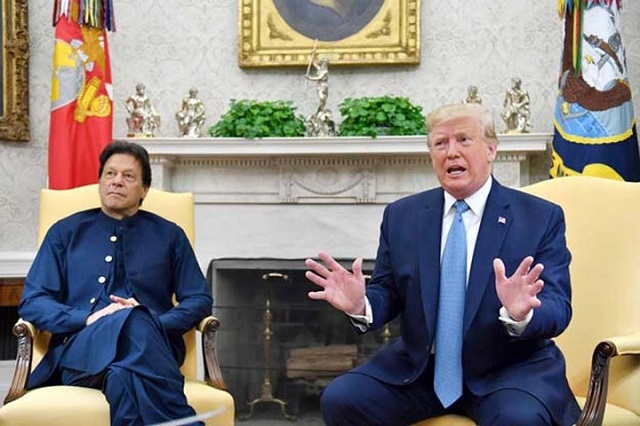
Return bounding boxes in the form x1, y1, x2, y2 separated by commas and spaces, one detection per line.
418, 189, 444, 342
463, 180, 511, 336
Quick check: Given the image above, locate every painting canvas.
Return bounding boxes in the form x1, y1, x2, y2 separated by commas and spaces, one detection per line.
238, 0, 420, 67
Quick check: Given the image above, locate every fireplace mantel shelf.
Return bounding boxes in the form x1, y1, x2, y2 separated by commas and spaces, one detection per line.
132, 133, 550, 157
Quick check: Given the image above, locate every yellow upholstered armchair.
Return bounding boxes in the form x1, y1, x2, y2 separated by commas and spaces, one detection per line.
0, 184, 235, 425
414, 176, 640, 426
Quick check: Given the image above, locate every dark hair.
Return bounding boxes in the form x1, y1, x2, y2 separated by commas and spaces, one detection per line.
98, 140, 152, 188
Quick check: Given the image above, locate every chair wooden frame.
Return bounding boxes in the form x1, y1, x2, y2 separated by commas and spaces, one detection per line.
575, 332, 640, 425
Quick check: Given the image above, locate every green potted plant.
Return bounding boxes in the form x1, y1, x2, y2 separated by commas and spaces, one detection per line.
337, 96, 427, 137
208, 99, 306, 138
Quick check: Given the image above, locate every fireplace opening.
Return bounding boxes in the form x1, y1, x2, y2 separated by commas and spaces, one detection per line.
208, 258, 400, 421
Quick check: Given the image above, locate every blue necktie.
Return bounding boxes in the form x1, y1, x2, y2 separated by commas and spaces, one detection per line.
434, 200, 469, 408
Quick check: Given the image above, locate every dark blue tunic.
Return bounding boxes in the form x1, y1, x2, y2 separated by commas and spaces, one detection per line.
19, 209, 213, 424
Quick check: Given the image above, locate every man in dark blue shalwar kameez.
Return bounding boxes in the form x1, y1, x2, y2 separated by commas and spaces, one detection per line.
19, 140, 212, 425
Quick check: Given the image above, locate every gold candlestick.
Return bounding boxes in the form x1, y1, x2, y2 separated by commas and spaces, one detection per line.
240, 272, 296, 421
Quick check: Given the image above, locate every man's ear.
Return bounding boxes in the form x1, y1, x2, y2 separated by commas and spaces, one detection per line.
487, 142, 498, 161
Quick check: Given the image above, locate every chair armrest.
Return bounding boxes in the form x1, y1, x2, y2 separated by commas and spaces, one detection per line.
576, 330, 640, 426
608, 330, 640, 355
4, 316, 230, 404
4, 319, 37, 405
197, 316, 228, 391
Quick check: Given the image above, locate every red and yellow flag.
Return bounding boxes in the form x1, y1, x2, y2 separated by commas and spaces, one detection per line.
48, 0, 115, 189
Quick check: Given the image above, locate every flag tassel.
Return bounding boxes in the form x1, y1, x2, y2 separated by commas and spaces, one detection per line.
52, 0, 115, 31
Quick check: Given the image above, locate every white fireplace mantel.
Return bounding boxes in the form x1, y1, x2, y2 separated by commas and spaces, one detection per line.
135, 133, 549, 157
133, 134, 550, 205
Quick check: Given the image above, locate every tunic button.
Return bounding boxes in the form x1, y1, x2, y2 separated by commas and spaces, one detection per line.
105, 255, 113, 263
98, 276, 106, 284
90, 297, 96, 304
110, 235, 117, 242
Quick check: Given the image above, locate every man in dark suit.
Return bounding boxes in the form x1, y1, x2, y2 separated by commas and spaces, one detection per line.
305, 103, 581, 425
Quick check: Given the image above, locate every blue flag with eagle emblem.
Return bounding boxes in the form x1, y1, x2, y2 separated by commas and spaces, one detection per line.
550, 0, 640, 181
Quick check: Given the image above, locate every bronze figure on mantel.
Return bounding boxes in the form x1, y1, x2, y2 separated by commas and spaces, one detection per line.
463, 85, 483, 104
175, 88, 206, 138
125, 83, 161, 137
501, 77, 531, 133
304, 47, 337, 137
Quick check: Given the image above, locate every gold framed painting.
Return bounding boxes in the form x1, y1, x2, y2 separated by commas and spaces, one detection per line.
1, 0, 29, 142
238, 0, 420, 67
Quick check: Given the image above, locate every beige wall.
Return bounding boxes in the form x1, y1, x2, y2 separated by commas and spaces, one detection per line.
1, 0, 639, 252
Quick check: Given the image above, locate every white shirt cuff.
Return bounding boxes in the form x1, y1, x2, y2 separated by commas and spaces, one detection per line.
347, 297, 373, 332
498, 306, 533, 336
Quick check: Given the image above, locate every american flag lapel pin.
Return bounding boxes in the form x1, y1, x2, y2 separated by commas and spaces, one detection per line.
498, 216, 507, 224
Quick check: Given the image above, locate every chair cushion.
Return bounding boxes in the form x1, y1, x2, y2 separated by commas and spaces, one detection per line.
410, 398, 640, 426
0, 386, 110, 426
0, 380, 234, 426
575, 397, 640, 426
412, 414, 474, 425
184, 379, 235, 425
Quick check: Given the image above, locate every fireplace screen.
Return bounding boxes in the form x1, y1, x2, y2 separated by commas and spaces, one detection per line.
208, 258, 400, 421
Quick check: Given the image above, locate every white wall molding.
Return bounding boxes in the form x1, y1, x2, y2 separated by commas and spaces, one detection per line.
0, 252, 35, 278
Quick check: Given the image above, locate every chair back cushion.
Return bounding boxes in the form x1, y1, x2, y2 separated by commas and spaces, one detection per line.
34, 184, 199, 379
520, 176, 640, 414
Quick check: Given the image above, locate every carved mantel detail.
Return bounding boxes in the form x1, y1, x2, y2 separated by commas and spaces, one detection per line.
280, 162, 376, 204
